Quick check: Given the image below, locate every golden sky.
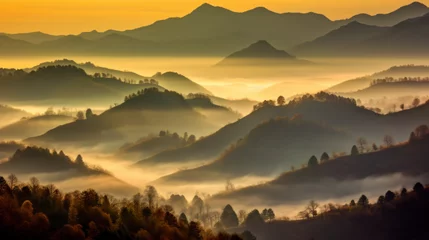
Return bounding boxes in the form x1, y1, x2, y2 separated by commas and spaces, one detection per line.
2, 0, 428, 35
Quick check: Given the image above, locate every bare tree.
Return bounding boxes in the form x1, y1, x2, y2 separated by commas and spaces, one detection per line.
383, 135, 395, 147
7, 174, 18, 189
357, 137, 368, 153
238, 210, 247, 224
306, 200, 319, 218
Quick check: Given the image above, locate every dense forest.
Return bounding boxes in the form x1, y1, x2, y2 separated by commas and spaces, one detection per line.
0, 179, 251, 240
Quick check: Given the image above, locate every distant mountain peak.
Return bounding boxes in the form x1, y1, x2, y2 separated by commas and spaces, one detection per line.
406, 1, 427, 8
245, 7, 275, 14
190, 3, 232, 15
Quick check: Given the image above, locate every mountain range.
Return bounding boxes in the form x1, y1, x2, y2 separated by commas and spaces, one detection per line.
0, 2, 428, 56
292, 11, 429, 57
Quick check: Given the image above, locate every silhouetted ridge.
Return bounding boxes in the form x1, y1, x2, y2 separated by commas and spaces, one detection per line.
29, 65, 87, 78
230, 40, 295, 59
190, 3, 233, 16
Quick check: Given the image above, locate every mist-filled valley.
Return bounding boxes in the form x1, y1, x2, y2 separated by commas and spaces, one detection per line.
2, 1, 429, 240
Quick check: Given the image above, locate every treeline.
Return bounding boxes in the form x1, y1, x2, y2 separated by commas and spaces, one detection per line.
0, 68, 26, 78
0, 180, 251, 240
253, 92, 357, 111
93, 72, 159, 86
293, 124, 429, 172
124, 87, 162, 102
370, 76, 429, 86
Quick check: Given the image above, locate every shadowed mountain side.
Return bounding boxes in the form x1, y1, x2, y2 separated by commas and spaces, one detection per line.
292, 12, 429, 57
344, 1, 429, 26
211, 131, 429, 206
0, 115, 74, 140
0, 104, 31, 128
0, 35, 33, 52
327, 65, 429, 93
27, 59, 149, 81
154, 117, 354, 184
0, 65, 163, 106
339, 81, 429, 100
290, 22, 389, 56
216, 40, 311, 67
25, 89, 217, 147
153, 72, 211, 95
136, 93, 429, 169
353, 13, 429, 56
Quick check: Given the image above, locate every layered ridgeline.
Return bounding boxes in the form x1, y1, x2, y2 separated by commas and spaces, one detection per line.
0, 114, 74, 140
215, 40, 310, 67
28, 60, 211, 95
152, 72, 211, 95
186, 94, 241, 127
0, 65, 163, 106
0, 146, 137, 195
339, 77, 429, 101
25, 88, 218, 147
292, 10, 429, 57
154, 117, 354, 184
211, 125, 429, 207
118, 131, 198, 159
0, 103, 31, 128
1, 2, 428, 56
327, 65, 429, 93
135, 93, 429, 170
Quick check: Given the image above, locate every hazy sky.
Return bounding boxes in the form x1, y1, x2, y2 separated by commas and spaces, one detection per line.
2, 0, 427, 34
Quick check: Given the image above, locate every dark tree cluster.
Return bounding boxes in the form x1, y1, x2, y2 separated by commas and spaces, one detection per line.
0, 180, 246, 240
29, 65, 87, 78
124, 87, 162, 102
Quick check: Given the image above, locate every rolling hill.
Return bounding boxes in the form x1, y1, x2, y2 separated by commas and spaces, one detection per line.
0, 115, 74, 140
186, 94, 241, 127
154, 117, 354, 184
25, 88, 217, 147
27, 59, 149, 81
211, 126, 429, 206
152, 72, 212, 95
29, 59, 210, 95
339, 80, 429, 100
327, 65, 429, 93
0, 146, 138, 195
0, 65, 163, 106
135, 93, 429, 170
0, 104, 31, 128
